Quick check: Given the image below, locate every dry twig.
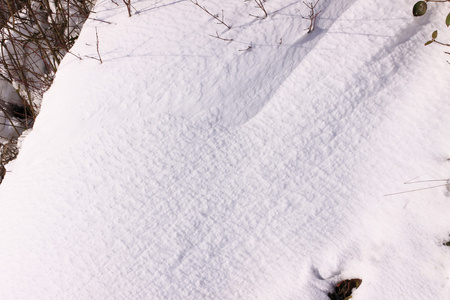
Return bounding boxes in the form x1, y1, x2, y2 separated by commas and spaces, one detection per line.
239, 45, 252, 52
302, 0, 321, 33
250, 0, 268, 19
123, 0, 133, 17
96, 27, 103, 63
190, 0, 231, 29
209, 31, 233, 42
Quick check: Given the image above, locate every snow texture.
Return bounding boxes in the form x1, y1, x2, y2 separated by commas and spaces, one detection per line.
0, 0, 450, 299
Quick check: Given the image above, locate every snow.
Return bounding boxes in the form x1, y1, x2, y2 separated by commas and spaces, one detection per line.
1, 0, 450, 298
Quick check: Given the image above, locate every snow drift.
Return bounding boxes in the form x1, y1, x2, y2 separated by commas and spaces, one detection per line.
0, 0, 450, 299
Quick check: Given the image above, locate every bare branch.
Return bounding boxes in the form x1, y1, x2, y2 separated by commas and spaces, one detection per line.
190, 0, 231, 29
302, 0, 321, 33
123, 0, 132, 17
96, 27, 103, 64
239, 45, 252, 52
250, 0, 268, 19
209, 31, 233, 42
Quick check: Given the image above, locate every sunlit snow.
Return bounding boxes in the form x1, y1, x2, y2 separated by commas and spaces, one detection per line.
1, 0, 450, 299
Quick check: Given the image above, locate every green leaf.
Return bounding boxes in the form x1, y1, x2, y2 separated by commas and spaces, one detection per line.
425, 40, 433, 46
432, 30, 438, 39
446, 13, 450, 27
412, 1, 427, 17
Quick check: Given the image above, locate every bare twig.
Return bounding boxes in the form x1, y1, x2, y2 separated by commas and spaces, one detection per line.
190, 0, 231, 29
250, 0, 268, 19
123, 0, 132, 17
85, 55, 102, 62
404, 178, 450, 184
384, 183, 449, 196
239, 45, 252, 52
67, 51, 83, 60
385, 178, 450, 196
95, 27, 102, 63
302, 0, 321, 33
209, 31, 233, 42
0, 105, 20, 137
89, 17, 113, 24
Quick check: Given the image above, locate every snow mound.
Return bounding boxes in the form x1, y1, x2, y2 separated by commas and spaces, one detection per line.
0, 0, 450, 299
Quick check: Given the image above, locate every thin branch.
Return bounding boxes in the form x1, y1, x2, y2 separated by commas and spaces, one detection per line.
0, 105, 20, 136
67, 51, 83, 60
404, 179, 449, 184
250, 0, 268, 19
239, 45, 252, 52
190, 0, 231, 29
302, 0, 321, 33
384, 183, 448, 197
123, 0, 133, 17
434, 40, 450, 47
209, 31, 233, 41
95, 27, 103, 64
85, 56, 102, 62
88, 17, 113, 24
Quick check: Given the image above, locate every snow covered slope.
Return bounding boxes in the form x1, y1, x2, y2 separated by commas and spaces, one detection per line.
1, 0, 450, 298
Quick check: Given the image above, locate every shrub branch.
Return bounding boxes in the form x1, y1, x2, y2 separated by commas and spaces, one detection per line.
250, 0, 268, 19
302, 0, 321, 33
190, 0, 231, 29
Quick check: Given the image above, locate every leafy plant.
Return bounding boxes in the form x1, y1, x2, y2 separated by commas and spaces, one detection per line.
412, 0, 450, 61
424, 29, 450, 47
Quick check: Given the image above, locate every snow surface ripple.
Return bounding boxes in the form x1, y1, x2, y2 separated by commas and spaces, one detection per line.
0, 0, 450, 299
